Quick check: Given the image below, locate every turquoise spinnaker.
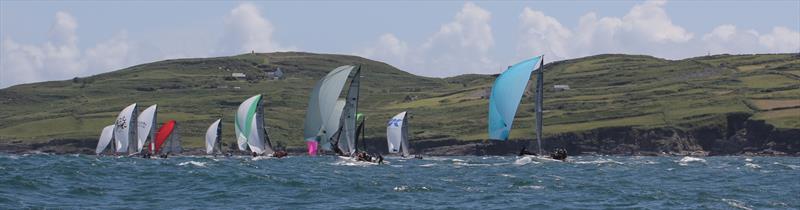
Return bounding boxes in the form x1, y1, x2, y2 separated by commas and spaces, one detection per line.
488, 56, 542, 140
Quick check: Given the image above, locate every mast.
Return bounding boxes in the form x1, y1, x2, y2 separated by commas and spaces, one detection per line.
535, 56, 544, 155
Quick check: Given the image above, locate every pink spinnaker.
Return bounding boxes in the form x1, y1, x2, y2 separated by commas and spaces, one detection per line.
307, 141, 318, 156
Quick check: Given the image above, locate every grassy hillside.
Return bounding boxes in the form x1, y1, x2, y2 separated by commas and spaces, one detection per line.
0, 52, 798, 148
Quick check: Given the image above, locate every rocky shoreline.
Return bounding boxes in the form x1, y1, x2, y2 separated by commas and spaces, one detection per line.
1, 113, 797, 156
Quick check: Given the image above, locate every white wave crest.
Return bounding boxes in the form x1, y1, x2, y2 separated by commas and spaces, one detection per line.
722, 198, 753, 210
420, 163, 437, 167
772, 162, 800, 170
678, 157, 706, 166
574, 158, 624, 165
178, 161, 207, 167
331, 156, 379, 166
250, 156, 273, 161
745, 163, 761, 169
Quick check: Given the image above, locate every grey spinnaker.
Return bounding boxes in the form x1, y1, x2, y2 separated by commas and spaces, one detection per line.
303, 65, 354, 148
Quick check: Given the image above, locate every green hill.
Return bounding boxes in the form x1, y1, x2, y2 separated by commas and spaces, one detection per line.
1, 52, 798, 150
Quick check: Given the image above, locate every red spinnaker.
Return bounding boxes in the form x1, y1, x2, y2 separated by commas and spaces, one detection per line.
152, 120, 176, 153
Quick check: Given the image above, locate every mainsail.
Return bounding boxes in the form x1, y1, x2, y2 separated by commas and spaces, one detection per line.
488, 56, 542, 141
321, 99, 346, 151
95, 125, 115, 155
387, 111, 410, 156
302, 65, 354, 152
114, 103, 138, 153
339, 66, 362, 155
136, 104, 157, 153
205, 119, 222, 155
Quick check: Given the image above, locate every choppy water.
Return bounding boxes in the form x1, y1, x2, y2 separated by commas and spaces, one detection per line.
0, 154, 798, 209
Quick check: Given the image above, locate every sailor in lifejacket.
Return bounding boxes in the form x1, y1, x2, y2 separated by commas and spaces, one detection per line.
550, 148, 567, 161
272, 150, 288, 158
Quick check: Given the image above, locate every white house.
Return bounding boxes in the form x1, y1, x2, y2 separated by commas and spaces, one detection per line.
231, 73, 246, 78
554, 85, 570, 91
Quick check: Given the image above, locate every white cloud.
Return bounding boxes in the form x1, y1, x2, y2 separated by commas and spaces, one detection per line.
1, 12, 134, 88
358, 2, 496, 77
516, 0, 798, 62
359, 33, 409, 67
759, 26, 800, 52
517, 0, 697, 61
620, 0, 692, 43
517, 8, 573, 59
219, 3, 291, 54
700, 25, 800, 54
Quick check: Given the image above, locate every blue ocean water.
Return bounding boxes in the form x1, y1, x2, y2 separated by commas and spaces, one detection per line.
0, 154, 797, 209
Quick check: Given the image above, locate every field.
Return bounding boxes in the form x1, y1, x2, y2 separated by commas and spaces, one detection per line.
1, 52, 798, 148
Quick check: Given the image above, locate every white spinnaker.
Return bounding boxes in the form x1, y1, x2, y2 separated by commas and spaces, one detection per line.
95, 125, 115, 154
114, 103, 137, 153
236, 95, 260, 151
387, 111, 407, 154
320, 99, 346, 150
205, 119, 221, 155
136, 104, 157, 152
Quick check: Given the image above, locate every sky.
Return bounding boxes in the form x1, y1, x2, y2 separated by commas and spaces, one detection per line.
1, 0, 799, 88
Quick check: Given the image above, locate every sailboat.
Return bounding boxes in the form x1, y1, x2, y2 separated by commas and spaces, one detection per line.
488, 55, 551, 157
136, 104, 157, 155
114, 103, 138, 155
205, 118, 223, 155
152, 120, 181, 157
302, 65, 356, 156
95, 125, 115, 155
235, 94, 275, 156
387, 111, 415, 158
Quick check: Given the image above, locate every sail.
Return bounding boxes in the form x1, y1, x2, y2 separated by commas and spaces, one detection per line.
153, 120, 176, 154
307, 141, 318, 156
340, 66, 361, 155
535, 56, 545, 154
320, 99, 346, 151
488, 56, 542, 140
114, 103, 137, 153
248, 114, 267, 154
387, 111, 407, 154
205, 119, 221, 155
163, 122, 182, 154
303, 65, 354, 143
400, 113, 411, 157
95, 125, 115, 154
136, 104, 157, 152
235, 95, 261, 151
353, 113, 365, 152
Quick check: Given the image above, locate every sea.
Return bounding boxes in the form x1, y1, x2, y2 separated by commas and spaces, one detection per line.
0, 154, 798, 209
